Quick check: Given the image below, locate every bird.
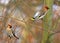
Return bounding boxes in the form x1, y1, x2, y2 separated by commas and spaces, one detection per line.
6, 23, 19, 39
31, 6, 49, 21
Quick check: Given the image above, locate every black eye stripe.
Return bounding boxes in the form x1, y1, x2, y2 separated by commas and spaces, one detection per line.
10, 26, 12, 28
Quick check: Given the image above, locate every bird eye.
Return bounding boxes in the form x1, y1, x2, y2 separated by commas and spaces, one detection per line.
10, 26, 12, 28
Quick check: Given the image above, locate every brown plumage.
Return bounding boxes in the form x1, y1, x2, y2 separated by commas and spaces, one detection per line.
6, 24, 19, 39
31, 5, 49, 21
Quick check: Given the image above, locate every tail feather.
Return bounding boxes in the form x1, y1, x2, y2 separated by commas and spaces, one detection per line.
13, 33, 19, 39
12, 31, 19, 39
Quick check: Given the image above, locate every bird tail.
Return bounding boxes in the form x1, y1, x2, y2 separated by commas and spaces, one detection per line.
13, 33, 19, 39
12, 31, 19, 39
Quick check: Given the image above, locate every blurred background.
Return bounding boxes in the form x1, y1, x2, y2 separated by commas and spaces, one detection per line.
0, 0, 60, 43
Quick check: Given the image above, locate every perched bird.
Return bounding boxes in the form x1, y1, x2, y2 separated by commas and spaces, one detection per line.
31, 6, 49, 21
6, 24, 19, 39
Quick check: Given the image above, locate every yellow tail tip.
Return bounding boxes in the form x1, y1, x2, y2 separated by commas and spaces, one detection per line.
30, 18, 35, 21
